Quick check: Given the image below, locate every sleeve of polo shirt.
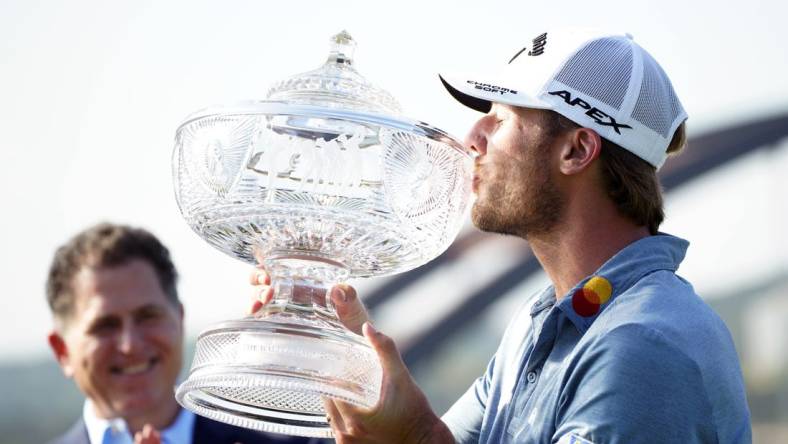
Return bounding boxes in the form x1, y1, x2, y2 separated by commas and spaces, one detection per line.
552, 324, 715, 444
441, 353, 496, 444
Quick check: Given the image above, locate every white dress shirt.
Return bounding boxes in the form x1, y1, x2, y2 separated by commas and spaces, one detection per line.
83, 400, 196, 444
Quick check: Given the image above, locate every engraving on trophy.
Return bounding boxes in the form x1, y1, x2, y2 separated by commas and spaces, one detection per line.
184, 115, 258, 197
206, 139, 225, 178
246, 130, 382, 198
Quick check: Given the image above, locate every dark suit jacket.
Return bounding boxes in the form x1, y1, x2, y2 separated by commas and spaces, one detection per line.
47, 414, 329, 444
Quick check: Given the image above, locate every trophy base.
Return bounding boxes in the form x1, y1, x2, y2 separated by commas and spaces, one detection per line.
175, 315, 381, 438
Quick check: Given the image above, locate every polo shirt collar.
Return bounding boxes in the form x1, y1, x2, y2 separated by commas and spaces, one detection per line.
548, 233, 689, 333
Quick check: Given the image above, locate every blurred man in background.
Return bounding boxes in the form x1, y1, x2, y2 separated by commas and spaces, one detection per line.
45, 222, 323, 444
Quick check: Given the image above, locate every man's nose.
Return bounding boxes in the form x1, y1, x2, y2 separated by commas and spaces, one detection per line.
118, 322, 143, 354
465, 116, 490, 156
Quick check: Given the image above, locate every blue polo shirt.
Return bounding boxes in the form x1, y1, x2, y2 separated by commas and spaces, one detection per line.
442, 234, 751, 443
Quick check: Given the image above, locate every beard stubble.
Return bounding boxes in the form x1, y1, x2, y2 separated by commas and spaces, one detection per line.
471, 136, 564, 239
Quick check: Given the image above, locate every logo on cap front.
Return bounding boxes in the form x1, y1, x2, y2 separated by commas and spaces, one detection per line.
508, 32, 548, 64
466, 80, 517, 96
528, 33, 547, 56
548, 90, 632, 134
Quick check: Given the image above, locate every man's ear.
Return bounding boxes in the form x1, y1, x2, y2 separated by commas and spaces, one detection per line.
48, 330, 74, 378
557, 127, 602, 176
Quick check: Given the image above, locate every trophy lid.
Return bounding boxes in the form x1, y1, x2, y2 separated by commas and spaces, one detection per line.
178, 31, 466, 145
265, 30, 402, 115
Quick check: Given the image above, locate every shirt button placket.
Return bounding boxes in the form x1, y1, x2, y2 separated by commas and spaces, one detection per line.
527, 369, 538, 384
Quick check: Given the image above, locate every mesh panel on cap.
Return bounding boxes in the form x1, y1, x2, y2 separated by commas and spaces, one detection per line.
631, 51, 683, 138
554, 38, 633, 110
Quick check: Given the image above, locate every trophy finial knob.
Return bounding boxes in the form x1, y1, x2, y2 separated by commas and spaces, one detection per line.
328, 30, 356, 65
266, 30, 401, 114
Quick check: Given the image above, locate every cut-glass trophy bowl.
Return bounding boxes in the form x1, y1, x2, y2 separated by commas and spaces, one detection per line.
173, 31, 473, 437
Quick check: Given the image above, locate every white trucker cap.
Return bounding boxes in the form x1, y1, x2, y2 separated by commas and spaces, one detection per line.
439, 28, 687, 169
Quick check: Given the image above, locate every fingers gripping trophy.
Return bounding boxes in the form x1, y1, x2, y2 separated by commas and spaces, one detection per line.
173, 31, 473, 438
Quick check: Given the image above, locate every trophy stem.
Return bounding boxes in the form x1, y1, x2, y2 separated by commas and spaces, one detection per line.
256, 253, 350, 327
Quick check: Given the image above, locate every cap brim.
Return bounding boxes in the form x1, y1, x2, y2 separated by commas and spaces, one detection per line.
439, 75, 492, 113
439, 73, 552, 113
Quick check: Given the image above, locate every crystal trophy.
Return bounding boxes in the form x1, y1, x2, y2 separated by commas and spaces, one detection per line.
173, 31, 473, 437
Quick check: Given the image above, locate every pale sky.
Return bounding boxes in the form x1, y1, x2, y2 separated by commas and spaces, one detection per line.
1, 0, 787, 361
